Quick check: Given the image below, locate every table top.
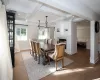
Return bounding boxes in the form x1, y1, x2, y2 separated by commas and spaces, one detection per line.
39, 42, 55, 52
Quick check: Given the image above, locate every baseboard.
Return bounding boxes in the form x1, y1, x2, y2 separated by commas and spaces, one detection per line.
20, 49, 31, 52
15, 51, 20, 53
95, 57, 99, 64
90, 57, 99, 64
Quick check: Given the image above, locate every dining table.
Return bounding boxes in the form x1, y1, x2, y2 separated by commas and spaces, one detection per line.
39, 42, 55, 65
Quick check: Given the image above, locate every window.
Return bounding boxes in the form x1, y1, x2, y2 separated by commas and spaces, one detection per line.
38, 28, 50, 40
16, 27, 27, 41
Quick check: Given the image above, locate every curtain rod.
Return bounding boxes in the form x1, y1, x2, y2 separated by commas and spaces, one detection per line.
15, 24, 28, 26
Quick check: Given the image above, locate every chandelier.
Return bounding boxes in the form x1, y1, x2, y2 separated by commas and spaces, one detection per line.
38, 16, 51, 29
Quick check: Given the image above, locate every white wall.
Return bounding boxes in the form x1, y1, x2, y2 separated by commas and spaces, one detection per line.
49, 27, 55, 39
15, 24, 38, 50
77, 21, 90, 42
67, 21, 77, 55
90, 21, 99, 64
15, 22, 55, 50
0, 5, 13, 80
55, 21, 90, 42
54, 21, 69, 39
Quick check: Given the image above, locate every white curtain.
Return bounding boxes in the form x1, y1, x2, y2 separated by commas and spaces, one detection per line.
0, 5, 13, 80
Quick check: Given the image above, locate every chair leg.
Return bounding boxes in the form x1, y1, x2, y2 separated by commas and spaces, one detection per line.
34, 53, 35, 60
35, 54, 37, 61
48, 57, 50, 65
62, 59, 64, 68
55, 61, 57, 71
30, 50, 31, 54
32, 52, 34, 57
38, 55, 40, 64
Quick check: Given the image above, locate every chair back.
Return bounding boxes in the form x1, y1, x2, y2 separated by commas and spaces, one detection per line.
52, 39, 59, 45
55, 44, 65, 59
44, 39, 48, 43
29, 39, 33, 50
32, 41, 36, 53
35, 42, 41, 55
48, 39, 52, 44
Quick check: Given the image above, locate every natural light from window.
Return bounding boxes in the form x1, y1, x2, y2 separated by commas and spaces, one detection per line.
16, 27, 27, 41
38, 28, 49, 40
93, 78, 100, 80
53, 67, 94, 75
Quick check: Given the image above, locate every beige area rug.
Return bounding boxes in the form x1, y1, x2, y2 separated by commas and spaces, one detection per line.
22, 51, 73, 80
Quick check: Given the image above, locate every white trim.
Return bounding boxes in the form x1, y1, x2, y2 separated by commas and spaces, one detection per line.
0, 0, 2, 8
90, 57, 99, 64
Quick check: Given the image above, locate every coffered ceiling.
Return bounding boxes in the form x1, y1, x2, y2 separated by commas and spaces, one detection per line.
2, 0, 100, 24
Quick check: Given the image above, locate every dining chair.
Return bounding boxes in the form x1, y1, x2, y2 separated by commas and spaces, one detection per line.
48, 39, 52, 44
35, 42, 44, 64
52, 39, 59, 45
48, 43, 65, 71
29, 39, 33, 55
31, 41, 36, 57
44, 39, 48, 44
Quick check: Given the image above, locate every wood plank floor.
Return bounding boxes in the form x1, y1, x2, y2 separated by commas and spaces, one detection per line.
13, 52, 29, 80
14, 48, 100, 80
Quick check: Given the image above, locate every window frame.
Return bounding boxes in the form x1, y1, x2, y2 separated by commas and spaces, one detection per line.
15, 26, 27, 41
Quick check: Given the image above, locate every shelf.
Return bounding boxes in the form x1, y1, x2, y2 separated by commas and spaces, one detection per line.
7, 11, 15, 67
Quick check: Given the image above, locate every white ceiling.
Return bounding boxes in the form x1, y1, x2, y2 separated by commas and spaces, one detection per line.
3, 0, 100, 23
53, 0, 100, 15
30, 10, 60, 22
6, 0, 38, 13
80, 0, 100, 15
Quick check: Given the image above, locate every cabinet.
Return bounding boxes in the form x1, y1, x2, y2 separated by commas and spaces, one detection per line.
6, 12, 15, 67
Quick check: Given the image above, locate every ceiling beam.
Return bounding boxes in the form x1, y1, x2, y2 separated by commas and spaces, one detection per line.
30, 0, 100, 20
40, 6, 69, 17
50, 16, 84, 23
50, 15, 73, 23
15, 19, 56, 26
73, 18, 84, 22
27, 3, 43, 20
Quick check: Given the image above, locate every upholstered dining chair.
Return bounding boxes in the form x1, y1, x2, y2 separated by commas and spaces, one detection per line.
31, 41, 36, 57
35, 42, 43, 64
29, 39, 33, 55
48, 39, 52, 44
48, 43, 65, 71
44, 39, 50, 44
52, 39, 59, 45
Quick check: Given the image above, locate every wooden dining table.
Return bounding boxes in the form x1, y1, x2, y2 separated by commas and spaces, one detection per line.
39, 42, 55, 65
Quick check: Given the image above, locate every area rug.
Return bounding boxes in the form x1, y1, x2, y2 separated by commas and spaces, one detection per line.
21, 52, 73, 80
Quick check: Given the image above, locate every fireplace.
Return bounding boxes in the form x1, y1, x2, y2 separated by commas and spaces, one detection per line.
59, 39, 66, 49
59, 39, 66, 43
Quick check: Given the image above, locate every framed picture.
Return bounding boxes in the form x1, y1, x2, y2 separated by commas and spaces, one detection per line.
64, 29, 68, 31
57, 28, 60, 32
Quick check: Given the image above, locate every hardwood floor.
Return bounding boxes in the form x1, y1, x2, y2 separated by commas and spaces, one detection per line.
13, 52, 29, 80
14, 48, 100, 80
